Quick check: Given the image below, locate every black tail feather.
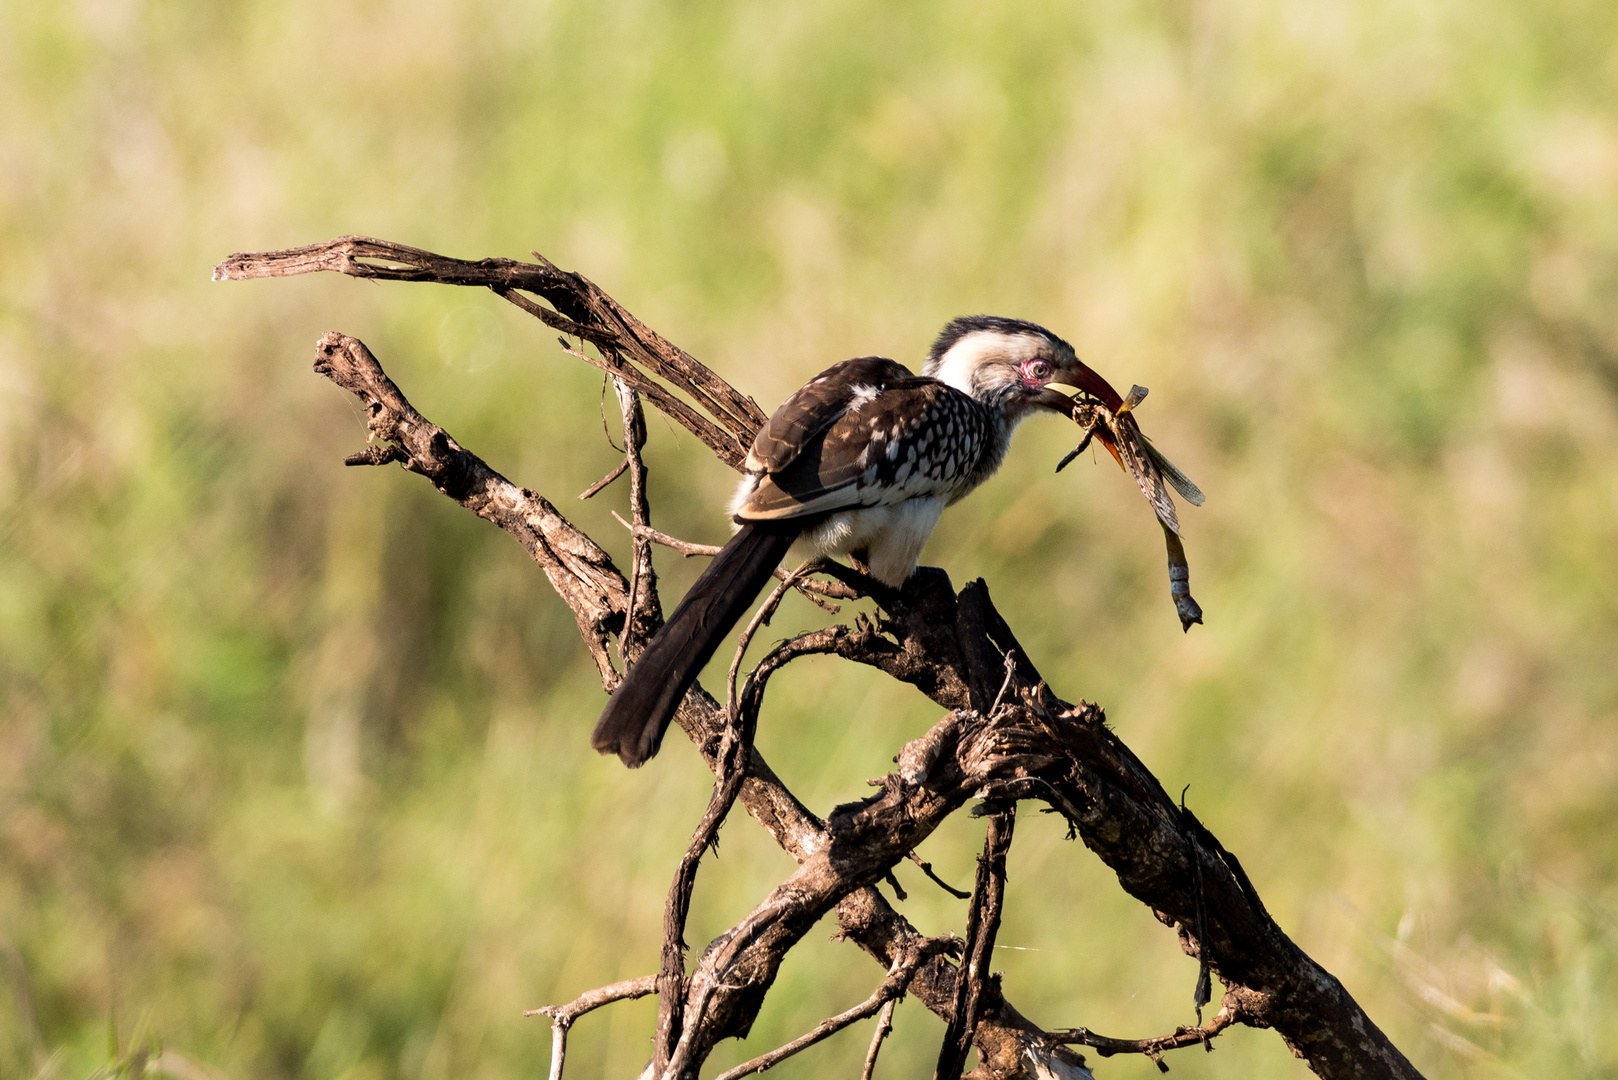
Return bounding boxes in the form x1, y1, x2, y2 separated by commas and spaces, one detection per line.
592, 522, 799, 767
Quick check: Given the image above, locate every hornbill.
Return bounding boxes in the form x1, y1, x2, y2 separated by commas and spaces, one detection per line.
592, 315, 1119, 768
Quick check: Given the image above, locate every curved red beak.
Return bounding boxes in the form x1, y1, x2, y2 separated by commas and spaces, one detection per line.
1031, 357, 1126, 413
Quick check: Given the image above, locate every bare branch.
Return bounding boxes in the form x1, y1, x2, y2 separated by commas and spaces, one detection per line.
861, 998, 898, 1080
657, 561, 818, 1072
308, 332, 629, 687
936, 807, 1015, 1079
526, 976, 658, 1080
907, 850, 972, 900
836, 888, 1095, 1080
295, 328, 1086, 1077
622, 522, 725, 559
578, 457, 629, 500
726, 561, 817, 724
1050, 990, 1248, 1072
654, 749, 753, 1073
614, 377, 660, 663
228, 240, 1426, 1080
525, 975, 660, 1023
734, 628, 845, 744
708, 938, 953, 1080
215, 237, 764, 466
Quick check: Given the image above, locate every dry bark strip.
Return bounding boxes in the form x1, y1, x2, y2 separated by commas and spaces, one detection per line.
220, 240, 1423, 1080
936, 807, 1016, 1079
526, 977, 659, 1080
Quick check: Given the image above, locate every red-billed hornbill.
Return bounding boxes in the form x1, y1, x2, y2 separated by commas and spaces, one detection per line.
592, 315, 1116, 768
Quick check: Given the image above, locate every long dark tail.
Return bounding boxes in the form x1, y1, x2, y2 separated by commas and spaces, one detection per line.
592, 521, 799, 767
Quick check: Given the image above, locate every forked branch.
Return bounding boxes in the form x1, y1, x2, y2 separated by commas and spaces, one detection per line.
1050, 990, 1253, 1072
936, 806, 1015, 1079
526, 977, 658, 1080
217, 236, 764, 466
221, 239, 1424, 1080
709, 937, 956, 1080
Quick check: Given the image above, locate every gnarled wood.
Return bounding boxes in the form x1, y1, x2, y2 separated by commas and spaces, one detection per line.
225, 241, 1423, 1080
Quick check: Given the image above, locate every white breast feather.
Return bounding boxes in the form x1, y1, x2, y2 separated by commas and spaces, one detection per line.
791, 499, 946, 586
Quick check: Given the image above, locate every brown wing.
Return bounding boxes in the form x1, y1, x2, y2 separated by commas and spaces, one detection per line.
1110, 414, 1181, 535
738, 371, 982, 521
1140, 435, 1205, 506
744, 356, 917, 473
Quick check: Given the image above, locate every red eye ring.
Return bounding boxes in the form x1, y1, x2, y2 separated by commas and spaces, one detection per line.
1023, 359, 1053, 381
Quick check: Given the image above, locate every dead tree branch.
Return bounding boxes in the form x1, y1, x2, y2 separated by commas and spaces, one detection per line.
654, 735, 750, 1073
862, 998, 899, 1080
612, 377, 660, 662
217, 236, 763, 466
936, 806, 1015, 1079
1049, 989, 1249, 1073
708, 937, 955, 1080
907, 850, 973, 900
220, 238, 1424, 1080
526, 977, 658, 1080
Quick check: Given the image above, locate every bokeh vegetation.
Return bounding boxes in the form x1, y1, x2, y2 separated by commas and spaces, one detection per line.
2, 1, 1616, 1077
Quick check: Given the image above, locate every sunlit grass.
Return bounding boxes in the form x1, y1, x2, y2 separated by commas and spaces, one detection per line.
1, 0, 1615, 1077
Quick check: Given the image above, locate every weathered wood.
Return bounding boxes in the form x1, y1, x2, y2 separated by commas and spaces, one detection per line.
224, 241, 1424, 1080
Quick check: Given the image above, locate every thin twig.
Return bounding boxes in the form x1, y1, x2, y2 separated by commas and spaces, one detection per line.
1050, 993, 1245, 1072
987, 650, 1019, 716
726, 561, 817, 725
595, 372, 626, 453
735, 628, 847, 741
655, 770, 750, 1071
935, 806, 1015, 1079
883, 870, 908, 902
861, 998, 898, 1080
578, 457, 629, 500
615, 376, 658, 664
907, 851, 972, 900
709, 940, 950, 1080
525, 976, 657, 1080
653, 565, 813, 1071
622, 521, 725, 558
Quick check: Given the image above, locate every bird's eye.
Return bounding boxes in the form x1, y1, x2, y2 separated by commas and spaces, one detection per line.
1024, 360, 1053, 381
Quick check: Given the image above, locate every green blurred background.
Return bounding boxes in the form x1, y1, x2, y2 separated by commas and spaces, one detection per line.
2, 1, 1616, 1077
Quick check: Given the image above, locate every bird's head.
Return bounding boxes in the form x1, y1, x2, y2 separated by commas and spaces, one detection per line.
922, 315, 1121, 421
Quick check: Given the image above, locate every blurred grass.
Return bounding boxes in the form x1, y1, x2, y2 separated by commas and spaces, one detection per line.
1, 1, 1616, 1077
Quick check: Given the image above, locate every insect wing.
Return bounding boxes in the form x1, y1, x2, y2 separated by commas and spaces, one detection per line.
1111, 414, 1180, 536
1139, 436, 1204, 506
